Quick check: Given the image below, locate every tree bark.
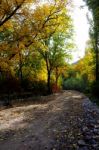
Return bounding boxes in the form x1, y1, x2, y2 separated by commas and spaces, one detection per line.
19, 51, 23, 87
47, 70, 51, 94
55, 67, 58, 86
45, 55, 52, 94
95, 30, 99, 81
0, 3, 23, 27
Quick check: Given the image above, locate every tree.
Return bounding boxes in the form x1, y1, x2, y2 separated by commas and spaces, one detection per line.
74, 48, 95, 82
28, 0, 73, 94
0, 0, 36, 27
36, 31, 73, 94
84, 0, 99, 81
50, 33, 72, 87
0, 0, 74, 94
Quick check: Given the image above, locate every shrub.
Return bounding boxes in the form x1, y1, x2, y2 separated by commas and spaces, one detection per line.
63, 77, 87, 92
0, 77, 21, 94
91, 80, 99, 97
31, 81, 47, 95
52, 83, 61, 93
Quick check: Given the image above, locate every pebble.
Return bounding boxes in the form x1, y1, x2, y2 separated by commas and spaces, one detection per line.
82, 127, 88, 132
93, 128, 99, 134
94, 125, 99, 129
78, 146, 88, 150
92, 144, 98, 148
78, 140, 86, 146
84, 135, 92, 141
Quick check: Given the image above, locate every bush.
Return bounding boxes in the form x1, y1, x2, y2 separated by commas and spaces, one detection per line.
0, 77, 21, 94
91, 80, 99, 97
21, 78, 47, 95
31, 81, 47, 95
52, 83, 61, 93
63, 77, 87, 92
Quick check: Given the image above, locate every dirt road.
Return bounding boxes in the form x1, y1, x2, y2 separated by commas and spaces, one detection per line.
0, 91, 99, 150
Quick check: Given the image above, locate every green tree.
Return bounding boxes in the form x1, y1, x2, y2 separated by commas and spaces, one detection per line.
84, 0, 99, 81
36, 31, 73, 94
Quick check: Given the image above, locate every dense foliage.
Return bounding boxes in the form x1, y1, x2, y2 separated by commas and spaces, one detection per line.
0, 0, 73, 96
83, 0, 99, 97
63, 0, 99, 98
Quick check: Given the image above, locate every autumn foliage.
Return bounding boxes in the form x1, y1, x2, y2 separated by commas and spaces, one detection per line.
0, 0, 73, 95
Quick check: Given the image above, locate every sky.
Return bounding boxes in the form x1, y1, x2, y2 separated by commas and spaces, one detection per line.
71, 0, 90, 62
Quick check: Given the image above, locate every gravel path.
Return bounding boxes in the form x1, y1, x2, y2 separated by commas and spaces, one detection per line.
0, 90, 99, 150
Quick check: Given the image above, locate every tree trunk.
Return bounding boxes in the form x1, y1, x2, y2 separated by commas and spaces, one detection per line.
55, 67, 59, 87
95, 31, 99, 81
95, 47, 99, 81
45, 56, 52, 94
19, 51, 23, 87
47, 70, 51, 94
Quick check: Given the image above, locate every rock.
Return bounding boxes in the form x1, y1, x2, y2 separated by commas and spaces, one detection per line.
89, 139, 96, 145
78, 140, 86, 146
97, 120, 99, 124
92, 144, 98, 148
82, 127, 88, 132
78, 146, 88, 150
83, 131, 92, 136
87, 123, 94, 128
93, 135, 99, 139
93, 128, 99, 134
94, 125, 99, 129
84, 135, 92, 142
